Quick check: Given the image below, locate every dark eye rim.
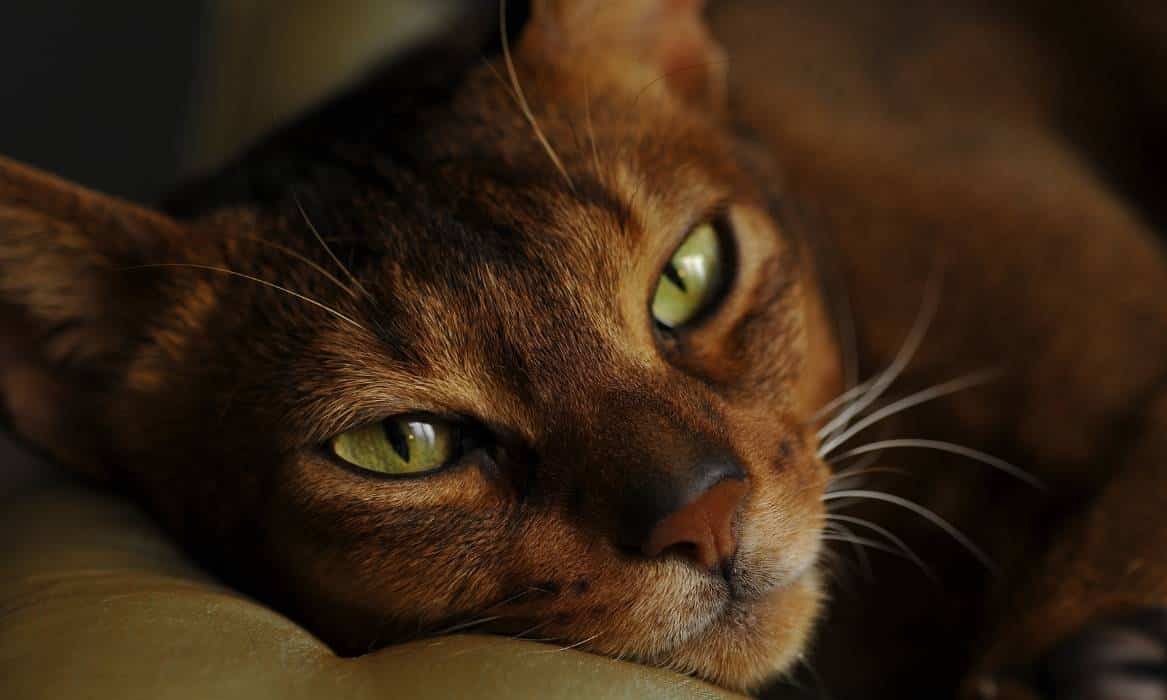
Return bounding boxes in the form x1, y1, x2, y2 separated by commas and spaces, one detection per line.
649, 210, 739, 337
320, 413, 489, 482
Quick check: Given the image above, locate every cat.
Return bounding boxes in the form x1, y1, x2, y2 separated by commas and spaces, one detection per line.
1, 0, 1166, 697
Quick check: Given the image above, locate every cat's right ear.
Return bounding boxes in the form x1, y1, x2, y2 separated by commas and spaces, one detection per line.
0, 156, 184, 480
523, 0, 727, 114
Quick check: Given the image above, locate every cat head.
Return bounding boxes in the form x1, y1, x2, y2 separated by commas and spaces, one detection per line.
0, 1, 841, 691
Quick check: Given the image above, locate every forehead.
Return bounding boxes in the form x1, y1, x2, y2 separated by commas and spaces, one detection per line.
183, 50, 746, 436
296, 64, 733, 342
286, 174, 651, 441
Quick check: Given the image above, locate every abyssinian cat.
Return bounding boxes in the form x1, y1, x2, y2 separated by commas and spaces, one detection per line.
2, 0, 1166, 697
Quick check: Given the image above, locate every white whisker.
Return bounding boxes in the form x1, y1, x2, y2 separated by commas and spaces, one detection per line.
834, 439, 1043, 489
532, 632, 602, 654
826, 451, 903, 508
824, 522, 872, 579
509, 619, 554, 641
486, 586, 546, 610
823, 488, 997, 574
819, 369, 999, 458
822, 534, 917, 562
826, 514, 936, 581
827, 452, 901, 487
817, 271, 942, 441
812, 379, 874, 423
830, 465, 906, 482
428, 615, 503, 637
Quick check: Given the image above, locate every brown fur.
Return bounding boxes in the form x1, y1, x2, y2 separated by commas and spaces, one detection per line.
1, 0, 1165, 696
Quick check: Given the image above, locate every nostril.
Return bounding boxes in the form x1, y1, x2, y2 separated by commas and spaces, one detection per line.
659, 541, 700, 562
642, 477, 748, 571
656, 542, 737, 584
647, 525, 721, 570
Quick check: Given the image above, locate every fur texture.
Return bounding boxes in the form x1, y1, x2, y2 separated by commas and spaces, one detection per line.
1, 1, 1165, 697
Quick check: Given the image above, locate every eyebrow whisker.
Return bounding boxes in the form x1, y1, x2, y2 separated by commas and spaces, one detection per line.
236, 233, 358, 301
122, 263, 367, 331
499, 0, 575, 191
294, 195, 376, 303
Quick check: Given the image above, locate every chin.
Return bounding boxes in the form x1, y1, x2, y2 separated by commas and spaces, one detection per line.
653, 568, 825, 693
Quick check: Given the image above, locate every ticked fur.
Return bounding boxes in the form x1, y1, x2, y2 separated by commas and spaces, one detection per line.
1, 1, 1166, 697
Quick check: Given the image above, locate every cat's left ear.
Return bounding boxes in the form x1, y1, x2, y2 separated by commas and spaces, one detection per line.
0, 156, 183, 479
523, 0, 727, 113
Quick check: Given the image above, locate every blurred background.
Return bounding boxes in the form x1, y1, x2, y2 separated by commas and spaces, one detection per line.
0, 0, 459, 202
0, 0, 459, 492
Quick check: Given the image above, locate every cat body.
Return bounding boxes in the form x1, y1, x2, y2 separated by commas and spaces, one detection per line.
1, 1, 1165, 697
714, 1, 1167, 696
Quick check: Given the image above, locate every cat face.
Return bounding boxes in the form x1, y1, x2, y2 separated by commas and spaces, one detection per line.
0, 1, 841, 691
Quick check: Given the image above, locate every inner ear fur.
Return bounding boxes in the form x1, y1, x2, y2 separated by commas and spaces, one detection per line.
522, 0, 727, 113
0, 156, 184, 479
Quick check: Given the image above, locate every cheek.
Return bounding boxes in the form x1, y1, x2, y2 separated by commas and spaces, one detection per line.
660, 568, 826, 691
268, 459, 522, 627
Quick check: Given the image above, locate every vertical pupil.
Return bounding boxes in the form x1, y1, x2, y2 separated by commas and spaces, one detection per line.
663, 261, 687, 292
384, 421, 411, 462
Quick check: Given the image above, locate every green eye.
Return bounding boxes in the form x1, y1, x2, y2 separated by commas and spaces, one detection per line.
651, 222, 727, 328
331, 417, 459, 476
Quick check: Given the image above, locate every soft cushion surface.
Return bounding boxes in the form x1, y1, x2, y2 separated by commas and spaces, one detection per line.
0, 473, 740, 699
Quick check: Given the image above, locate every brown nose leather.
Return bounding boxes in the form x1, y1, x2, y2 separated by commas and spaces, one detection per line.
642, 478, 747, 570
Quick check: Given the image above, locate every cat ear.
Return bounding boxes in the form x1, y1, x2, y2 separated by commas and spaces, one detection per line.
0, 156, 183, 479
523, 0, 727, 113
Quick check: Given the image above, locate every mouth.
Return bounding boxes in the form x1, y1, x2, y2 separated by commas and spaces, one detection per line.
729, 514, 825, 598
729, 551, 815, 604
636, 528, 827, 691
649, 561, 825, 693
669, 537, 823, 650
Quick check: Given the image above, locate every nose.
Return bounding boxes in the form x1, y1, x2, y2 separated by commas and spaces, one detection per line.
640, 462, 748, 571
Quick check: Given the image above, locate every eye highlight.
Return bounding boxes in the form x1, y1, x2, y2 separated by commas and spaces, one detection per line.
651, 222, 727, 329
331, 417, 459, 476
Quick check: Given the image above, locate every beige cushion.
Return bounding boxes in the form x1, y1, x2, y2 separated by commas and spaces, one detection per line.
0, 473, 740, 699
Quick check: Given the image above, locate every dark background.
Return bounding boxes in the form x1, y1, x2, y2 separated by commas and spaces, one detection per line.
0, 2, 206, 201
1, 2, 207, 493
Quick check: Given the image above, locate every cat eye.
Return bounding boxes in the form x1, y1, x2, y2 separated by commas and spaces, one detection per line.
331, 417, 460, 476
651, 221, 728, 329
